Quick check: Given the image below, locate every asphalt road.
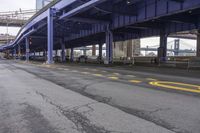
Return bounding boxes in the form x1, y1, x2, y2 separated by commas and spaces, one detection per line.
0, 60, 200, 133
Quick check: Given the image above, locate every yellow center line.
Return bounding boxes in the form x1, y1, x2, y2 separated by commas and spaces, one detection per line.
149, 81, 200, 93
108, 76, 119, 80
129, 80, 142, 83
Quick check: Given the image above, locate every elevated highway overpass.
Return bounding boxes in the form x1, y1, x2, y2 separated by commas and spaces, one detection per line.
1, 0, 200, 64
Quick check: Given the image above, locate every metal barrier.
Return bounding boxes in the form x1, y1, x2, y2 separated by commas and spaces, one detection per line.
188, 57, 200, 70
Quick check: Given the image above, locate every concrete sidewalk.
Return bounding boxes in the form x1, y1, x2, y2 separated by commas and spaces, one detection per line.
0, 61, 174, 133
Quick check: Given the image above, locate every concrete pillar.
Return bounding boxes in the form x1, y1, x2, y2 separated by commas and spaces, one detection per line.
105, 25, 113, 64
197, 32, 200, 57
47, 8, 54, 64
92, 45, 96, 56
61, 40, 66, 62
158, 29, 167, 61
99, 43, 103, 61
25, 37, 30, 62
70, 48, 74, 62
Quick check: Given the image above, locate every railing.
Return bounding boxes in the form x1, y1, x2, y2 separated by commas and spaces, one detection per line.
187, 57, 200, 70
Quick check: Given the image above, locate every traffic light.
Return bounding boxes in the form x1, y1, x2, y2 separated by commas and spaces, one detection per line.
29, 37, 32, 45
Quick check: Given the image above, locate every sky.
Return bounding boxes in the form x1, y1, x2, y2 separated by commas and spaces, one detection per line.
0, 0, 197, 51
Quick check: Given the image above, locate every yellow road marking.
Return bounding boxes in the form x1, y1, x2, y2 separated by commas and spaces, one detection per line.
126, 75, 136, 78
81, 72, 90, 74
146, 78, 157, 81
129, 80, 142, 83
149, 81, 200, 93
108, 76, 119, 80
93, 74, 103, 77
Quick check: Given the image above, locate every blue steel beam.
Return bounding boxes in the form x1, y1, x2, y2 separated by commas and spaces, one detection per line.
67, 17, 109, 24
16, 28, 36, 45
59, 0, 107, 20
1, 0, 200, 54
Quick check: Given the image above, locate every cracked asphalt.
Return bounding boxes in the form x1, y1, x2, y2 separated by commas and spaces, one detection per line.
0, 60, 200, 133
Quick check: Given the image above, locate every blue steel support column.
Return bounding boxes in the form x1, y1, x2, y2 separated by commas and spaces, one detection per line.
197, 30, 200, 57
33, 51, 36, 60
158, 29, 167, 62
83, 47, 87, 56
70, 48, 74, 62
13, 48, 16, 59
18, 44, 21, 59
105, 24, 113, 64
47, 8, 54, 64
61, 39, 66, 62
99, 43, 103, 62
25, 37, 30, 62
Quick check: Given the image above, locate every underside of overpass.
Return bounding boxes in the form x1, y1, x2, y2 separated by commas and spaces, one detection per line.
1, 0, 200, 64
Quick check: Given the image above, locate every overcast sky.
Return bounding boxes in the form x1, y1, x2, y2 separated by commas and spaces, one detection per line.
0, 0, 35, 12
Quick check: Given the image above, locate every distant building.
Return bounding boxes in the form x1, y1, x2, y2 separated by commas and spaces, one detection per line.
36, 0, 53, 11
113, 39, 141, 58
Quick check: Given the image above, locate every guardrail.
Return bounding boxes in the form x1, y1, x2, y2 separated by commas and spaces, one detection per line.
187, 57, 200, 70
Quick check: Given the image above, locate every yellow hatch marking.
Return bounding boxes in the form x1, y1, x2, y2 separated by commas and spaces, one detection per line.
81, 72, 90, 74
149, 81, 200, 93
93, 74, 103, 77
108, 77, 119, 80
129, 80, 142, 83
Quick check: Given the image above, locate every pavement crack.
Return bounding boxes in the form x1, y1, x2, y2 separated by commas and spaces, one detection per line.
148, 107, 171, 114
35, 91, 113, 133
